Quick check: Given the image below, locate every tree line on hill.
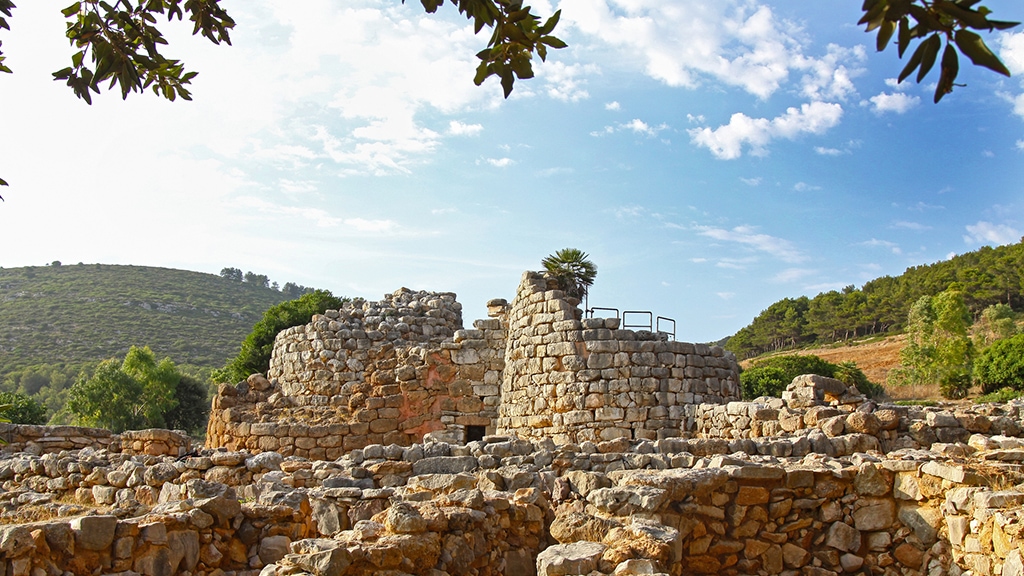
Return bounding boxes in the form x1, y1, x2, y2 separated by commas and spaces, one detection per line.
726, 239, 1024, 359
218, 267, 316, 298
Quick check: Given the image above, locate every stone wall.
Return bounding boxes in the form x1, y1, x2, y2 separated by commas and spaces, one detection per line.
206, 289, 506, 452
6, 409, 1024, 576
497, 271, 741, 444
0, 424, 190, 457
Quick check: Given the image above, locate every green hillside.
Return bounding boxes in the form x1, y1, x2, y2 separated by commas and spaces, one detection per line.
726, 239, 1024, 359
0, 263, 294, 377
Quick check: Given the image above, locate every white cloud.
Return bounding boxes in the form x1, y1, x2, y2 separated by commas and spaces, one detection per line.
814, 146, 843, 156
605, 101, 621, 110
867, 92, 920, 114
485, 157, 515, 168
891, 220, 931, 231
688, 102, 843, 159
448, 121, 483, 136
622, 118, 668, 136
237, 197, 342, 228
716, 292, 735, 300
740, 177, 762, 186
964, 221, 1022, 246
797, 44, 865, 101
859, 238, 902, 255
773, 268, 815, 283
559, 1, 865, 100
695, 224, 806, 262
540, 61, 599, 102
1000, 31, 1024, 75
793, 182, 821, 192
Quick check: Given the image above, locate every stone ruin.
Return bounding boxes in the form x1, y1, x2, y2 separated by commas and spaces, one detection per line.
205, 271, 742, 453
4, 271, 1024, 576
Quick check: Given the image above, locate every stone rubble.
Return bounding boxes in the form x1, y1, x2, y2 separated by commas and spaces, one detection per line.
2, 404, 1024, 576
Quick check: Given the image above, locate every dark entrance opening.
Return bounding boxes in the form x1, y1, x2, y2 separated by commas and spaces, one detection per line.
466, 425, 486, 443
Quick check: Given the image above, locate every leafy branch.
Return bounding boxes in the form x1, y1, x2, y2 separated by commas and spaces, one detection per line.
861, 0, 1019, 102
52, 0, 234, 104
413, 0, 566, 98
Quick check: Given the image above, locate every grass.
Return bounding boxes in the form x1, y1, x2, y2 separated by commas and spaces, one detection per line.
894, 399, 939, 407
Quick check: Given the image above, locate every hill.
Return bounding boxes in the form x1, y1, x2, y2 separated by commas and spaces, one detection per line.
740, 335, 904, 386
726, 238, 1024, 359
0, 263, 294, 377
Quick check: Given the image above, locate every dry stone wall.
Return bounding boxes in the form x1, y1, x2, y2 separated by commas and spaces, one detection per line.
498, 271, 741, 444
206, 289, 506, 453
6, 401, 1024, 576
0, 424, 191, 457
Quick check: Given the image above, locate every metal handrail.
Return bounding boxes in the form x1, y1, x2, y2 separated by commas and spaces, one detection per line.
587, 307, 619, 318
623, 310, 652, 331
586, 307, 677, 340
657, 316, 676, 341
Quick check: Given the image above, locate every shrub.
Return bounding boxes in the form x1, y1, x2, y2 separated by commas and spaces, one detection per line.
213, 290, 348, 384
833, 361, 883, 397
740, 355, 882, 399
974, 334, 1024, 394
0, 392, 47, 425
740, 366, 789, 399
975, 387, 1023, 404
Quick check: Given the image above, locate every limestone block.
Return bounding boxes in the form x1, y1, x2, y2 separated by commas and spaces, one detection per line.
536, 541, 607, 576
71, 515, 118, 551
825, 521, 861, 552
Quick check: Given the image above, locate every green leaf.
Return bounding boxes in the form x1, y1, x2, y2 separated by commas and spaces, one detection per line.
986, 20, 1021, 31
934, 41, 959, 103
859, 0, 888, 28
876, 19, 896, 51
917, 34, 942, 82
954, 29, 1011, 76
538, 9, 560, 35
500, 69, 514, 98
540, 36, 567, 49
897, 16, 911, 57
933, 0, 990, 29
898, 37, 928, 82
0, 177, 7, 187
61, 2, 81, 17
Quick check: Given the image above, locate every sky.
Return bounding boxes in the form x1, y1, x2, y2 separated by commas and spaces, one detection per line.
1, 1, 1023, 345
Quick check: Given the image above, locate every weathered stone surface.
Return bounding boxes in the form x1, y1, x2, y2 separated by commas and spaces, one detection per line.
536, 541, 607, 576
70, 515, 117, 551
825, 522, 861, 553
853, 498, 896, 532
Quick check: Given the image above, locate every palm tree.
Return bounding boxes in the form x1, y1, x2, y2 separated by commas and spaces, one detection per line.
542, 248, 597, 304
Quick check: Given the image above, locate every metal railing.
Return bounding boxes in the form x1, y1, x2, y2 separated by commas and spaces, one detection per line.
586, 307, 676, 341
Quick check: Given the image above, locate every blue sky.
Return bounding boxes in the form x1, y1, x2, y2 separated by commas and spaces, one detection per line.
1, 1, 1023, 344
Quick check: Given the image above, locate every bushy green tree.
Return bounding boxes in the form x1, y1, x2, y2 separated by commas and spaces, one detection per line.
973, 303, 1019, 348
213, 290, 347, 384
66, 346, 184, 432
0, 391, 46, 425
163, 374, 209, 434
893, 287, 973, 398
974, 334, 1024, 394
542, 248, 597, 302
